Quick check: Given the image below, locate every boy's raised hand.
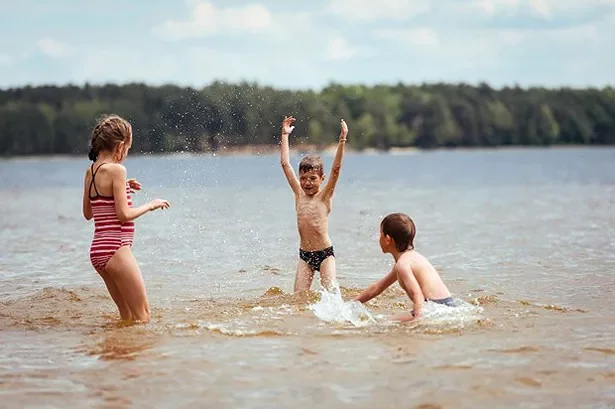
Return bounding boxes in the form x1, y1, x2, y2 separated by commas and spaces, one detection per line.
339, 119, 348, 141
282, 116, 296, 136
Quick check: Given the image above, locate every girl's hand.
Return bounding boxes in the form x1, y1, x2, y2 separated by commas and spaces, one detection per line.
127, 178, 142, 193
149, 199, 170, 211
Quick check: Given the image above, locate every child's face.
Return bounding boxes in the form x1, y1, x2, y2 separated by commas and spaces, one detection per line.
379, 227, 391, 253
299, 169, 325, 196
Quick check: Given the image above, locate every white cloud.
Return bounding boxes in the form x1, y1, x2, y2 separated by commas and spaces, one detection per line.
472, 0, 615, 18
499, 31, 524, 45
2, 0, 613, 88
498, 21, 602, 45
72, 48, 179, 86
152, 1, 272, 41
379, 23, 600, 48
36, 38, 72, 58
373, 27, 503, 73
71, 44, 320, 89
472, 0, 521, 15
326, 36, 368, 61
375, 28, 439, 47
36, 38, 72, 59
529, 0, 551, 18
0, 49, 34, 68
372, 19, 608, 74
0, 53, 13, 66
182, 45, 329, 88
327, 0, 430, 21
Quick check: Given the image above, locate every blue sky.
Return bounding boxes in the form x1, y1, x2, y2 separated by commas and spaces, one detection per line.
0, 0, 614, 89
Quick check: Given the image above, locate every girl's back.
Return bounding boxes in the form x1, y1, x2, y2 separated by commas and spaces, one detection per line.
82, 113, 169, 323
86, 162, 134, 271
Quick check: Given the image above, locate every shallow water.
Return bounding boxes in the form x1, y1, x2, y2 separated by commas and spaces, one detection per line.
1, 148, 614, 408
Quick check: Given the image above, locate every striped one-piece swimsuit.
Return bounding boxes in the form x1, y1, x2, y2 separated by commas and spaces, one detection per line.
89, 163, 135, 271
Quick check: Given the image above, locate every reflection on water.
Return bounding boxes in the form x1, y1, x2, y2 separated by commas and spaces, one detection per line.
88, 329, 162, 362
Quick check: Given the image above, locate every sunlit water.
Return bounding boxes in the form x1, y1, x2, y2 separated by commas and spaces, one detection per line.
1, 147, 615, 408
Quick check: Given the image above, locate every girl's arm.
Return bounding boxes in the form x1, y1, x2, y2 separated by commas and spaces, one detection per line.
82, 169, 93, 220
111, 165, 169, 222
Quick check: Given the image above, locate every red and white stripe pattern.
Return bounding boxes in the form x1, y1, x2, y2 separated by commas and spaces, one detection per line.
89, 184, 135, 270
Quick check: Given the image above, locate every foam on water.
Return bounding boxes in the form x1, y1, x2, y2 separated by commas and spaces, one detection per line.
416, 298, 485, 328
308, 286, 376, 327
310, 285, 485, 329
370, 300, 486, 330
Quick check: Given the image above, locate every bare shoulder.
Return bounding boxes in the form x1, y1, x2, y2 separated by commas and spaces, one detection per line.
398, 252, 419, 273
407, 249, 425, 261
107, 163, 127, 176
315, 191, 333, 207
393, 257, 411, 275
410, 250, 439, 275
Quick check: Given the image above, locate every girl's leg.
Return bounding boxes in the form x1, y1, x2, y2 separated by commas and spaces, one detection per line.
105, 246, 150, 323
96, 267, 132, 321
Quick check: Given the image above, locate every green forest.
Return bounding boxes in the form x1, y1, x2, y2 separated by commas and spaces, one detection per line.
0, 81, 614, 156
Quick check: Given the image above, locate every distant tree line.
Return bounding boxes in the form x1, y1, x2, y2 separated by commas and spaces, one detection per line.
0, 81, 613, 156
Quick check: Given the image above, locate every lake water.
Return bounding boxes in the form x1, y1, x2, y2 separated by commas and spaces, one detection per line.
1, 147, 614, 409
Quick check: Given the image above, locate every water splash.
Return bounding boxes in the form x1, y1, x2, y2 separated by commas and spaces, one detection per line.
417, 299, 485, 329
308, 286, 376, 327
309, 285, 484, 330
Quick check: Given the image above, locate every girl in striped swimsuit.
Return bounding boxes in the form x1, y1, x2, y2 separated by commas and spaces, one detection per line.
82, 115, 170, 323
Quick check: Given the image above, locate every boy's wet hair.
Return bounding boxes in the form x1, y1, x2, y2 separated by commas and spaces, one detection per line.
88, 114, 132, 162
381, 213, 416, 252
299, 155, 324, 176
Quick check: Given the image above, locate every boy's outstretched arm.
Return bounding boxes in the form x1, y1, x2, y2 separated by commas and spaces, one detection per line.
353, 268, 396, 304
280, 116, 301, 195
322, 119, 348, 198
395, 264, 424, 319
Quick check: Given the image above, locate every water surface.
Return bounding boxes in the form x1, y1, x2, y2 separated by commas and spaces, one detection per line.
1, 147, 614, 408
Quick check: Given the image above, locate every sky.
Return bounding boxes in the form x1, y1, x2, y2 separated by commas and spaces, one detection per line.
0, 0, 614, 90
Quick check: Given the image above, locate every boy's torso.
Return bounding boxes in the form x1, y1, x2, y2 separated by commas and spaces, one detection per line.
295, 193, 332, 251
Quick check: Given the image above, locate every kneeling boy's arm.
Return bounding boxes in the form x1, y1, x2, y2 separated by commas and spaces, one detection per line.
397, 266, 424, 315
354, 268, 396, 303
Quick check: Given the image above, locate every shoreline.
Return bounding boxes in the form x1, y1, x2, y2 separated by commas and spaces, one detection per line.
0, 144, 611, 161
